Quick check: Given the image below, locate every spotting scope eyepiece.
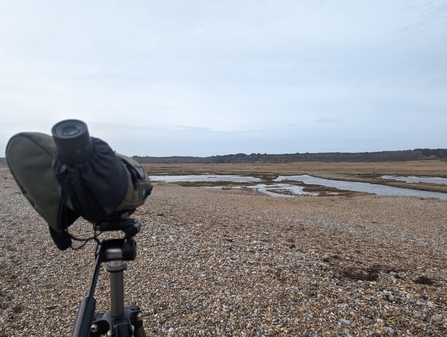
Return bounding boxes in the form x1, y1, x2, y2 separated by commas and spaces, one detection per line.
52, 119, 93, 165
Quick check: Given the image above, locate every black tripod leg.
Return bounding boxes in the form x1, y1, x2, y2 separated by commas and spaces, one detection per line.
71, 297, 96, 337
71, 252, 103, 337
134, 326, 147, 337
129, 304, 146, 337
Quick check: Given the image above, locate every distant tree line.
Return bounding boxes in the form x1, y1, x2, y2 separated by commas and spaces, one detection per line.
0, 148, 445, 165
133, 148, 447, 164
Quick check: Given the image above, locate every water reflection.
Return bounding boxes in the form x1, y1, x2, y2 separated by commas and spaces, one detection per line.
151, 174, 447, 200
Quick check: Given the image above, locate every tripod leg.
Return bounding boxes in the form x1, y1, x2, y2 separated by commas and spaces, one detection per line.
71, 297, 96, 337
134, 326, 147, 337
72, 251, 102, 337
128, 304, 146, 337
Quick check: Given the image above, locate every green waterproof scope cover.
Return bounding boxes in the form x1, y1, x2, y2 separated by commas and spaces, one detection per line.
6, 131, 152, 250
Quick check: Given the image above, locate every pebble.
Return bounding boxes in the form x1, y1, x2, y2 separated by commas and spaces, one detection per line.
432, 314, 444, 324
1, 169, 447, 336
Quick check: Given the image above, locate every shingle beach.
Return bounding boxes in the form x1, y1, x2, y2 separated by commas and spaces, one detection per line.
1, 167, 446, 336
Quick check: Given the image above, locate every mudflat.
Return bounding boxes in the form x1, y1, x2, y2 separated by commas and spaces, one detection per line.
144, 160, 447, 194
0, 161, 446, 336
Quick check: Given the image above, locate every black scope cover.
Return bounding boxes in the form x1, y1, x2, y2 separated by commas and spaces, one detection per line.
52, 119, 94, 165
52, 137, 129, 223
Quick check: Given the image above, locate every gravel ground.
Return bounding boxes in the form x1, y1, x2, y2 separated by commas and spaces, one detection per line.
1, 168, 447, 336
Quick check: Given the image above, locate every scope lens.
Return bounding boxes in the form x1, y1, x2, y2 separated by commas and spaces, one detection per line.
60, 125, 81, 136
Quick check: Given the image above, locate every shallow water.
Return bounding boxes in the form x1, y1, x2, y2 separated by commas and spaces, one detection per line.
151, 175, 314, 197
381, 175, 447, 185
151, 174, 260, 183
151, 174, 447, 200
275, 175, 447, 200
245, 183, 318, 197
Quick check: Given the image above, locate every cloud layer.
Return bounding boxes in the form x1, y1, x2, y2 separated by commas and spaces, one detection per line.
1, 1, 446, 156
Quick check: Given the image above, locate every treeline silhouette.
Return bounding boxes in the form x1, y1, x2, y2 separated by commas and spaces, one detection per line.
133, 148, 447, 164
1, 149, 445, 166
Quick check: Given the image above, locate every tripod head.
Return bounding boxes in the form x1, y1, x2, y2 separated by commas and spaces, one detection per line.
92, 217, 142, 262
95, 217, 142, 239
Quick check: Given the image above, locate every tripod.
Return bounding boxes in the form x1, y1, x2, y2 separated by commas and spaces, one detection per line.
71, 218, 147, 337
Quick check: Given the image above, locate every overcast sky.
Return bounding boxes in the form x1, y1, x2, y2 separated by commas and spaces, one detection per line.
1, 1, 446, 157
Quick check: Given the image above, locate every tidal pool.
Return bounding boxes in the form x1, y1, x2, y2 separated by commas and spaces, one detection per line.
151, 174, 447, 200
